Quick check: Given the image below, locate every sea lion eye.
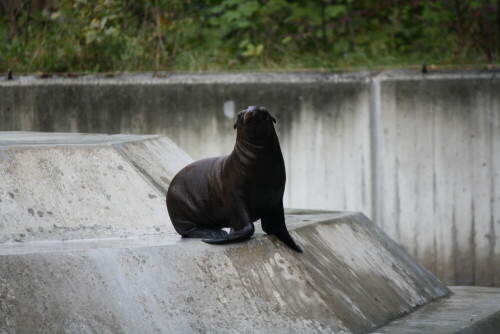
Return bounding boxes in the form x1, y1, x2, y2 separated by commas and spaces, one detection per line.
234, 113, 244, 129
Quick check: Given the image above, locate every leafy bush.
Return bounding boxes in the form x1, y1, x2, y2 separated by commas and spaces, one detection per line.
0, 0, 498, 73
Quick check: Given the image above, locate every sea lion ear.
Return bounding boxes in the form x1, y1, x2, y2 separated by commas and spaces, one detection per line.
264, 111, 276, 123
259, 107, 275, 124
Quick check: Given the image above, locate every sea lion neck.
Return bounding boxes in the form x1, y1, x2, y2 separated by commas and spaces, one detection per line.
231, 137, 266, 162
227, 133, 282, 173
234, 129, 279, 154
237, 130, 270, 146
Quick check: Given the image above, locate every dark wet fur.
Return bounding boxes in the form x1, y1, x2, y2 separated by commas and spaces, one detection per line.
167, 106, 302, 252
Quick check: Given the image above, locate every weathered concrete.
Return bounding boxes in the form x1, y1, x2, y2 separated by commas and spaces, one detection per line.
375, 73, 500, 287
1, 71, 499, 287
0, 132, 192, 242
0, 211, 450, 334
1, 132, 499, 333
375, 286, 500, 333
0, 72, 374, 218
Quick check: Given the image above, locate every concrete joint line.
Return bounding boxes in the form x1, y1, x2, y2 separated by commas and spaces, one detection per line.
112, 141, 167, 196
370, 76, 382, 227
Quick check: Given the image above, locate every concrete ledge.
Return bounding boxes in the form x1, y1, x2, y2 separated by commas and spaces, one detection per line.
0, 132, 192, 243
0, 70, 498, 86
375, 287, 500, 333
0, 212, 449, 334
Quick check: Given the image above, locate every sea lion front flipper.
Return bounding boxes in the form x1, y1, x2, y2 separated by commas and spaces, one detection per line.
202, 223, 255, 244
203, 199, 255, 244
261, 202, 302, 253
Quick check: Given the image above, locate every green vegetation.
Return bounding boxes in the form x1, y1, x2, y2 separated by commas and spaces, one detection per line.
1, 0, 498, 73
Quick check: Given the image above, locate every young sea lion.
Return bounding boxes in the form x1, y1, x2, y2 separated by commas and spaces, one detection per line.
167, 106, 301, 252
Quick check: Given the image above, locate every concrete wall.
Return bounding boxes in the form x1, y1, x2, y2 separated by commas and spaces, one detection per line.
1, 71, 499, 286
375, 73, 500, 286
0, 73, 373, 218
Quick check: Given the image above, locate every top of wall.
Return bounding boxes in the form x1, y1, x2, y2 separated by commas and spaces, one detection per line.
1, 70, 498, 87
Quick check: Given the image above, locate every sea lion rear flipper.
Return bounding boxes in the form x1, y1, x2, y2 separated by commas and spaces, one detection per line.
202, 224, 255, 244
262, 203, 302, 253
272, 229, 302, 253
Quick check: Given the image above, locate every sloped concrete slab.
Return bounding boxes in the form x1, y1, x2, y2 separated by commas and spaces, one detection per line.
375, 286, 500, 333
0, 212, 450, 334
113, 135, 191, 194
0, 132, 192, 243
286, 213, 449, 333
2, 132, 497, 333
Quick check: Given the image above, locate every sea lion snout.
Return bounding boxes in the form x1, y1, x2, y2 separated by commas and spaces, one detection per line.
245, 106, 260, 112
234, 106, 276, 130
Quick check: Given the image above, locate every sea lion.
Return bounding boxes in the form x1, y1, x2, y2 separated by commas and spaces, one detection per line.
166, 106, 302, 252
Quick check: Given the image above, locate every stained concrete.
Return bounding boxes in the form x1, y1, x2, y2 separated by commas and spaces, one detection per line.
375, 74, 500, 287
0, 132, 499, 333
0, 132, 192, 243
375, 286, 500, 333
2, 71, 499, 286
0, 72, 375, 218
0, 212, 451, 334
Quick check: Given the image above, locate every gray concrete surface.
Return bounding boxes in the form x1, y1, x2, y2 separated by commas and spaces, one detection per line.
375, 73, 500, 287
1, 132, 499, 333
375, 286, 500, 333
0, 132, 192, 243
1, 71, 499, 287
0, 211, 450, 334
0, 72, 374, 219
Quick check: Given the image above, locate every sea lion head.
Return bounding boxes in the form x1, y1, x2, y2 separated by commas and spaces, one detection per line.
234, 106, 276, 142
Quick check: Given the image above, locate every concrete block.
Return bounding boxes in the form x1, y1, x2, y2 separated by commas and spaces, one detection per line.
0, 211, 450, 334
0, 132, 192, 243
375, 286, 500, 333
